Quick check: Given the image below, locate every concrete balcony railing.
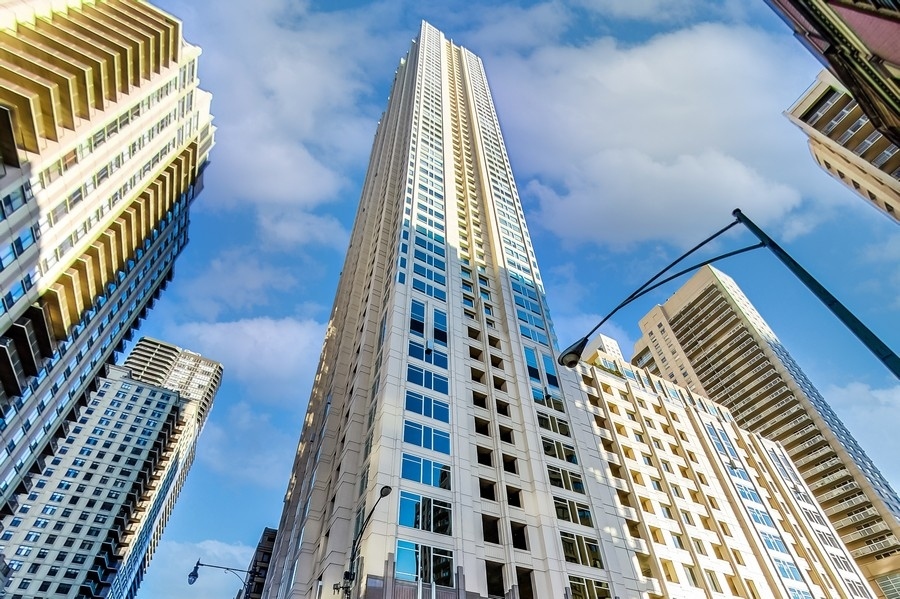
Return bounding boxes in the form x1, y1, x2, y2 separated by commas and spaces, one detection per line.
618, 505, 639, 521
817, 481, 860, 503
639, 577, 662, 595
842, 521, 891, 544
850, 535, 900, 558
825, 493, 869, 516
793, 446, 834, 468
625, 536, 649, 554
802, 457, 843, 478
832, 507, 880, 530
808, 469, 853, 492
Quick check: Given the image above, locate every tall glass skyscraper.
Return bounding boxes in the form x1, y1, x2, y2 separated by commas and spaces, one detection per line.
0, 0, 213, 523
263, 23, 874, 599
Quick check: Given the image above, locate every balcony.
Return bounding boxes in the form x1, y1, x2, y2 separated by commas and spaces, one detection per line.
618, 505, 639, 521
609, 477, 629, 492
792, 445, 833, 468
816, 481, 860, 503
850, 535, 899, 558
808, 469, 853, 492
832, 507, 879, 530
842, 521, 891, 544
801, 457, 842, 478
825, 493, 869, 516
639, 577, 662, 595
625, 536, 649, 554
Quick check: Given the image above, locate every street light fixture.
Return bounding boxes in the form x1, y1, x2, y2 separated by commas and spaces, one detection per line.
558, 208, 899, 380
333, 485, 392, 599
187, 558, 260, 596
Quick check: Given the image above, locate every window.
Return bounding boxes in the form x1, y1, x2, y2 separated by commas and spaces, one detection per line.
395, 540, 454, 587
407, 364, 449, 394
568, 576, 610, 599
401, 453, 451, 490
554, 497, 593, 526
409, 340, 448, 369
404, 421, 450, 454
405, 391, 449, 423
410, 300, 426, 337
399, 491, 451, 535
560, 532, 603, 568
773, 558, 803, 581
542, 438, 577, 464
547, 466, 584, 493
747, 506, 775, 527
761, 532, 789, 553
736, 484, 762, 504
537, 412, 570, 436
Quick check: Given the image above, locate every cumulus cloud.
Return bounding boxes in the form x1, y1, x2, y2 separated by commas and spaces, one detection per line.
198, 402, 298, 487
823, 382, 900, 486
571, 0, 759, 23
172, 317, 327, 402
156, 0, 398, 248
257, 208, 350, 250
485, 22, 831, 249
177, 250, 299, 319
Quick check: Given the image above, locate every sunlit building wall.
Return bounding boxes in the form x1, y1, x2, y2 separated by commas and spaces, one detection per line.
764, 0, 900, 148
0, 0, 214, 527
263, 21, 877, 599
633, 265, 900, 598
580, 348, 872, 599
786, 70, 900, 222
0, 336, 221, 599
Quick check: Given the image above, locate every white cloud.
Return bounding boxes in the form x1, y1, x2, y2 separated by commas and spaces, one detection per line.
171, 317, 326, 402
457, 3, 571, 53
528, 148, 799, 248
198, 402, 298, 487
485, 22, 833, 249
257, 208, 350, 250
571, 0, 760, 23
140, 538, 254, 599
156, 0, 398, 248
823, 382, 900, 486
177, 250, 299, 319
574, 0, 703, 22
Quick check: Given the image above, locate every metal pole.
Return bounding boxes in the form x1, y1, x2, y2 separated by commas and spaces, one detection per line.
733, 209, 900, 379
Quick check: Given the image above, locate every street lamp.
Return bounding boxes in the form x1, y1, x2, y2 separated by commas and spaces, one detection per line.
187, 558, 260, 597
334, 485, 392, 599
558, 208, 899, 380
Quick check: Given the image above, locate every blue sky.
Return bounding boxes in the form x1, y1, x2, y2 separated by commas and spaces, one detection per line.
135, 1, 900, 596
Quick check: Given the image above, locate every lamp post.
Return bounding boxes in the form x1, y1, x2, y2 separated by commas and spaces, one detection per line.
334, 485, 392, 599
187, 559, 260, 597
558, 209, 899, 380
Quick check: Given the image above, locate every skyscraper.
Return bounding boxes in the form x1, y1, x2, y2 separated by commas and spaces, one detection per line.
786, 70, 900, 222
0, 337, 222, 598
263, 22, 877, 599
764, 0, 900, 147
0, 0, 214, 521
633, 265, 900, 597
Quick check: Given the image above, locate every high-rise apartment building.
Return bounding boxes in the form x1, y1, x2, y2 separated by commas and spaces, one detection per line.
239, 527, 278, 599
0, 337, 221, 598
632, 265, 900, 597
0, 0, 214, 523
263, 22, 877, 599
578, 346, 872, 599
786, 70, 900, 222
764, 0, 900, 147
